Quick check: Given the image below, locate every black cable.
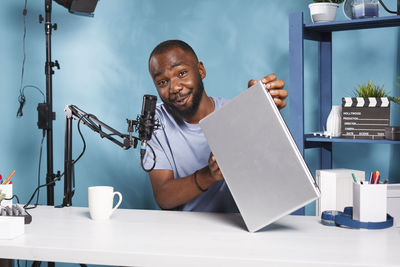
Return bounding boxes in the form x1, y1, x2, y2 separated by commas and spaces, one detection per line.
24, 177, 60, 210
140, 142, 156, 172
17, 0, 28, 117
23, 120, 89, 209
4, 194, 20, 204
17, 85, 46, 117
19, 0, 27, 97
62, 114, 91, 203
35, 131, 46, 206
379, 0, 397, 14
21, 85, 45, 102
74, 114, 88, 165
23, 113, 101, 209
20, 131, 47, 210
16, 0, 45, 117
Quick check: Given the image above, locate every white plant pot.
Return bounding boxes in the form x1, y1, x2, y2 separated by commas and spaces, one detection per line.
309, 3, 339, 23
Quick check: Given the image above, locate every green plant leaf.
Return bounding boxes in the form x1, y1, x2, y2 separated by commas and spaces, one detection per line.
389, 96, 400, 106
352, 81, 389, 97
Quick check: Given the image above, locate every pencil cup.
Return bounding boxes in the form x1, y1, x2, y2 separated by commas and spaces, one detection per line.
88, 186, 122, 221
353, 183, 387, 222
0, 184, 13, 208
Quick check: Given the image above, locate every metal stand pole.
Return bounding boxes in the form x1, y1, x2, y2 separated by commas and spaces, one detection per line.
40, 0, 60, 207
397, 0, 400, 15
40, 1, 58, 266
63, 116, 73, 207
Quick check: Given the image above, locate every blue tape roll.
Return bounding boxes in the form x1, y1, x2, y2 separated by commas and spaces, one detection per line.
321, 207, 393, 230
321, 210, 341, 226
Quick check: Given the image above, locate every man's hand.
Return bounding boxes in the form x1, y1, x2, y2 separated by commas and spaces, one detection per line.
248, 73, 288, 109
208, 153, 224, 182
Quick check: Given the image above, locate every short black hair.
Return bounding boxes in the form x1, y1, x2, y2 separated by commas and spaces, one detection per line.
149, 40, 198, 62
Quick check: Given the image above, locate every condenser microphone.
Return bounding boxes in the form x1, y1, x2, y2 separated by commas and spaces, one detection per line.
139, 95, 157, 159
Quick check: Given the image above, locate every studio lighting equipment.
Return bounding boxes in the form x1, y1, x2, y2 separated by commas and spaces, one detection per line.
54, 0, 99, 17
38, 0, 99, 207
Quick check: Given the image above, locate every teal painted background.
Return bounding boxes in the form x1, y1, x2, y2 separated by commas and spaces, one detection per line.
0, 1, 399, 263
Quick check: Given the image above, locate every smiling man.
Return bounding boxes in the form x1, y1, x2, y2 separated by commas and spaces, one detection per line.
143, 40, 287, 212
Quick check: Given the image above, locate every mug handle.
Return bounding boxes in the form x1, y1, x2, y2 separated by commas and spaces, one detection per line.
111, 191, 122, 215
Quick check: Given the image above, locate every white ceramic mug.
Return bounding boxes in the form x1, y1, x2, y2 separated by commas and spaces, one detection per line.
88, 186, 122, 220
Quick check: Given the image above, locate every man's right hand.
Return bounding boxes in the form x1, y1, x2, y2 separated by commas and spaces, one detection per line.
207, 152, 224, 182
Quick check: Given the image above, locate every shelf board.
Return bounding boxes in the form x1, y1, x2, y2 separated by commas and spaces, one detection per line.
304, 15, 400, 33
304, 134, 400, 145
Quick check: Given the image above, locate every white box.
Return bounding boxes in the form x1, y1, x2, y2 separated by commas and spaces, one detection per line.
0, 184, 12, 208
316, 169, 365, 216
0, 216, 24, 239
387, 184, 400, 227
353, 183, 387, 222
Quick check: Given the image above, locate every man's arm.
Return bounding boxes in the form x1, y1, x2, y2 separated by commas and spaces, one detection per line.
248, 73, 288, 109
149, 153, 223, 210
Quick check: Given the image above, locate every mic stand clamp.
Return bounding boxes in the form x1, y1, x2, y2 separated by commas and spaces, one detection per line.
127, 119, 139, 149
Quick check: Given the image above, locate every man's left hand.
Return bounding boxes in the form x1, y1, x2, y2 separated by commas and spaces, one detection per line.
248, 74, 287, 109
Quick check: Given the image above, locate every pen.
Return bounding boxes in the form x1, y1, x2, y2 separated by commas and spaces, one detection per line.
352, 173, 357, 183
2, 170, 15, 185
382, 179, 388, 184
369, 172, 373, 183
372, 171, 380, 184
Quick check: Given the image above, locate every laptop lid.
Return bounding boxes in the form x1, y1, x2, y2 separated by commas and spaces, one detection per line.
199, 81, 320, 232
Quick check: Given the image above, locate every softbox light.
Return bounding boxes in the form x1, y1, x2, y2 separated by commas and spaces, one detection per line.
54, 0, 99, 17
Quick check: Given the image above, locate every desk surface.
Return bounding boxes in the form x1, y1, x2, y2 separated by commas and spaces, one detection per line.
0, 206, 399, 266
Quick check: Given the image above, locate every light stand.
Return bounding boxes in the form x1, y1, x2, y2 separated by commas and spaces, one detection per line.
32, 2, 98, 267
36, 0, 99, 207
37, 0, 59, 206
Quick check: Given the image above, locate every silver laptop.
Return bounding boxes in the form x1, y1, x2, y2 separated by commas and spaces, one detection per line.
199, 81, 320, 232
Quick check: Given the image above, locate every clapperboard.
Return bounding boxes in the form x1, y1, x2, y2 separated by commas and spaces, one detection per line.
341, 97, 390, 140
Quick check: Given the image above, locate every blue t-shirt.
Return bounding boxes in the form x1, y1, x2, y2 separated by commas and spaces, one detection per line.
143, 97, 238, 213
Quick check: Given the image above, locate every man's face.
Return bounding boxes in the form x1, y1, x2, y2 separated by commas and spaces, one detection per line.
149, 47, 205, 119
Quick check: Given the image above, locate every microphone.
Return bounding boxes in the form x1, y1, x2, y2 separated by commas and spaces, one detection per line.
138, 95, 157, 159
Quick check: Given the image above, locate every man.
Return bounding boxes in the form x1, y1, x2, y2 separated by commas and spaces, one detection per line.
143, 40, 287, 212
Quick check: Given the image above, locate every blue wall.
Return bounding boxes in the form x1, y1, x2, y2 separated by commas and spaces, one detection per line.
0, 0, 399, 229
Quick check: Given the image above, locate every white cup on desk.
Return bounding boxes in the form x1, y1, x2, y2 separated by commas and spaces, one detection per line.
88, 186, 122, 220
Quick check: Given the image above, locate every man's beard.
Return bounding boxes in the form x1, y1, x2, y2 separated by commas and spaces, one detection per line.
163, 79, 204, 120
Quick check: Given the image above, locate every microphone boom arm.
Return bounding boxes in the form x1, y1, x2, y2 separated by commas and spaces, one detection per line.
65, 105, 139, 150
63, 104, 142, 207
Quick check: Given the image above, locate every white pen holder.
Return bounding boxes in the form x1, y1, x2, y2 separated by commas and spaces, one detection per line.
0, 184, 13, 208
353, 182, 387, 222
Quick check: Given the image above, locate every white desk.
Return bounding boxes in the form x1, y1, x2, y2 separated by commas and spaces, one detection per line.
0, 206, 399, 267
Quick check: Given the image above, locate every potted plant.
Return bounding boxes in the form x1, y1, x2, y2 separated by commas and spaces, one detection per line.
341, 81, 400, 140
309, 0, 345, 23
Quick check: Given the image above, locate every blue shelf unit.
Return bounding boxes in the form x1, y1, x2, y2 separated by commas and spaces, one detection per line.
288, 13, 400, 214
289, 12, 400, 165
